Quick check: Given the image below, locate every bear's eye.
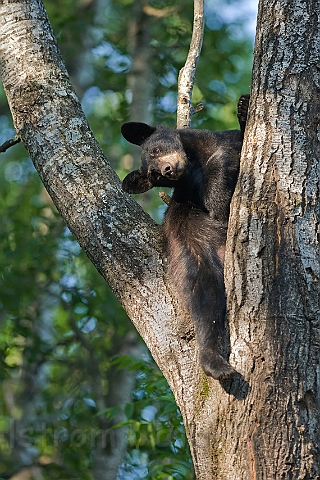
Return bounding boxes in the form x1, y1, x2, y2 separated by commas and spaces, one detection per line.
152, 147, 161, 156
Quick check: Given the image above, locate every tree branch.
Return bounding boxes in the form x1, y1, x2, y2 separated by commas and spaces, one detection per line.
0, 134, 21, 152
176, 0, 204, 128
0, 1, 208, 475
158, 191, 171, 205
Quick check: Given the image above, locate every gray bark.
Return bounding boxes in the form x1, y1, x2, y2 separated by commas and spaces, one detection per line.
1, 0, 320, 478
223, 0, 320, 477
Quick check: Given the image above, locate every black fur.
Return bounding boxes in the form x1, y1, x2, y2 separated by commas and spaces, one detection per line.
121, 95, 250, 380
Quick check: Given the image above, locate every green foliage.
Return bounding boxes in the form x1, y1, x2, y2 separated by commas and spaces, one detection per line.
0, 133, 191, 479
109, 357, 194, 479
0, 0, 255, 477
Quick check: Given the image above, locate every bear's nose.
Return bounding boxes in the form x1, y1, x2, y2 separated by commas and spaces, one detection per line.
161, 164, 173, 177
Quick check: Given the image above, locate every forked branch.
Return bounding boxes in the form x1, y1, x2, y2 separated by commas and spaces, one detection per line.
176, 0, 204, 128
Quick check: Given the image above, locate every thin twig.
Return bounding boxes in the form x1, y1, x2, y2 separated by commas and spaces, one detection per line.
191, 102, 204, 115
0, 135, 21, 152
158, 191, 171, 205
176, 0, 204, 129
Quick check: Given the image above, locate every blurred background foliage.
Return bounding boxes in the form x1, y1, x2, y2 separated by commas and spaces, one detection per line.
0, 0, 257, 478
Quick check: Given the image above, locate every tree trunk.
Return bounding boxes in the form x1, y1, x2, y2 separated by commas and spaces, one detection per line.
126, 0, 153, 166
223, 0, 320, 477
91, 335, 143, 480
0, 0, 320, 479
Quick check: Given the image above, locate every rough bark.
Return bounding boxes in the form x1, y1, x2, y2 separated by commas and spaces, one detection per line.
223, 0, 320, 477
1, 0, 320, 479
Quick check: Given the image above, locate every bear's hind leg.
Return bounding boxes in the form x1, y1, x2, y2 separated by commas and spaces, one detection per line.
199, 347, 236, 380
191, 293, 236, 380
181, 254, 236, 380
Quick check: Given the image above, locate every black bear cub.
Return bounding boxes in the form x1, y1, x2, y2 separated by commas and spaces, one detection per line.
121, 95, 249, 380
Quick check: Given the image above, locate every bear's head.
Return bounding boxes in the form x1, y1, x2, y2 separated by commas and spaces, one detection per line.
121, 122, 188, 194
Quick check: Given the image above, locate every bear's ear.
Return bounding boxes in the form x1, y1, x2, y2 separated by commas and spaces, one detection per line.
122, 169, 153, 194
121, 122, 156, 146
